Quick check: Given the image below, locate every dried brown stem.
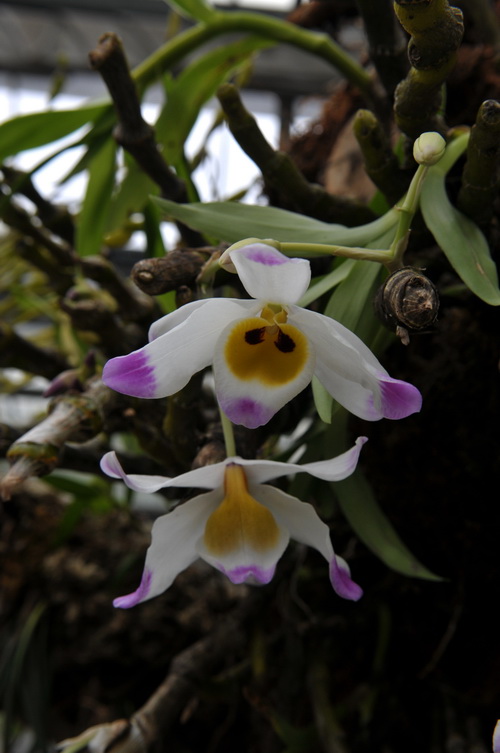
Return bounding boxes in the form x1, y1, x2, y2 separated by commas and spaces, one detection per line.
131, 247, 208, 296
1, 379, 112, 499
57, 593, 262, 753
217, 83, 376, 227
89, 33, 204, 248
1, 165, 75, 244
0, 323, 71, 380
1, 197, 76, 268
81, 255, 157, 321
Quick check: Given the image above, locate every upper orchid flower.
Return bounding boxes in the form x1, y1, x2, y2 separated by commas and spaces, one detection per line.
102, 243, 422, 429
101, 437, 366, 607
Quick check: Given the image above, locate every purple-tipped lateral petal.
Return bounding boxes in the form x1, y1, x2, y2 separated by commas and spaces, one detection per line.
378, 376, 422, 419
330, 556, 363, 601
113, 568, 153, 609
221, 563, 276, 585
103, 350, 156, 398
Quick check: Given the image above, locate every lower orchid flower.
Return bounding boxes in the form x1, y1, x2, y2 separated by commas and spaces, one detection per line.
102, 243, 422, 429
101, 437, 367, 607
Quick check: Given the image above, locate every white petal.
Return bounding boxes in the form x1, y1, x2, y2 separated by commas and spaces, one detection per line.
289, 306, 422, 421
113, 490, 220, 608
148, 298, 258, 341
254, 484, 363, 600
148, 299, 210, 341
493, 721, 500, 753
213, 315, 316, 429
230, 244, 311, 304
100, 451, 227, 492
235, 437, 366, 485
102, 298, 255, 399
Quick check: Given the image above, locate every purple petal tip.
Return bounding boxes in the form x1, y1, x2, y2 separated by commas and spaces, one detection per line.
330, 558, 363, 601
113, 568, 152, 609
103, 350, 156, 398
220, 397, 275, 429
222, 564, 276, 585
379, 376, 422, 420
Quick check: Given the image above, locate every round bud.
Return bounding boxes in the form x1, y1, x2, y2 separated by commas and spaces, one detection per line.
413, 132, 446, 165
374, 267, 439, 345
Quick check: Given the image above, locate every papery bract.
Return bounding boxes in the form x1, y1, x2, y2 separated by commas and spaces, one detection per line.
103, 243, 422, 428
101, 437, 367, 607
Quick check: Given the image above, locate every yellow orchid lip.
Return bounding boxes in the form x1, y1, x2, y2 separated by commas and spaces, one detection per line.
223, 307, 310, 387
203, 464, 280, 556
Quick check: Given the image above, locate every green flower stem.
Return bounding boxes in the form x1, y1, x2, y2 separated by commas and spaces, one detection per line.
281, 131, 465, 270
132, 11, 378, 108
387, 163, 428, 269
280, 241, 391, 264
220, 407, 237, 458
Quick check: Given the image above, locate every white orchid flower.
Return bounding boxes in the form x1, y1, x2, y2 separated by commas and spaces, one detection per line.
102, 243, 422, 429
493, 721, 500, 753
101, 437, 367, 607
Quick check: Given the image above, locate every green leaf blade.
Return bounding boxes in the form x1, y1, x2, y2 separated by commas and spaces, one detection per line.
335, 469, 443, 581
153, 197, 399, 246
0, 103, 107, 163
75, 137, 117, 257
164, 0, 218, 22
421, 170, 500, 306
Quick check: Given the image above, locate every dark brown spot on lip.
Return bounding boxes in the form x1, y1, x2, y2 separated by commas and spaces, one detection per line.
275, 329, 296, 353
245, 327, 265, 345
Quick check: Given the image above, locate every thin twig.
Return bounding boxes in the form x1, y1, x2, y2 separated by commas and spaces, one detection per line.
217, 83, 375, 227
89, 33, 204, 248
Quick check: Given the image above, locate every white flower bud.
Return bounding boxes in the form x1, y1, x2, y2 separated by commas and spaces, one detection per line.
413, 132, 447, 166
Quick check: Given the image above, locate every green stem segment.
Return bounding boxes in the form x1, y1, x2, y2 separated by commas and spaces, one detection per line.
457, 100, 500, 228
217, 83, 375, 227
393, 0, 464, 138
353, 109, 411, 205
220, 407, 237, 458
132, 11, 378, 108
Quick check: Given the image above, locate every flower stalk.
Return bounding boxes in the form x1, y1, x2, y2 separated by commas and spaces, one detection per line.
131, 10, 380, 110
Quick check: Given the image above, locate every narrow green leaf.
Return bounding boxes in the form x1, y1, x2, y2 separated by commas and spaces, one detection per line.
421, 169, 500, 305
0, 102, 107, 162
157, 37, 273, 166
298, 258, 356, 308
153, 197, 399, 246
106, 159, 158, 235
325, 412, 442, 581
76, 137, 117, 257
334, 469, 443, 581
143, 201, 167, 258
312, 376, 334, 424
163, 0, 218, 22
324, 259, 381, 332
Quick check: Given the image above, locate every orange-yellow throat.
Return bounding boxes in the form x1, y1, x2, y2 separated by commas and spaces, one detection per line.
224, 306, 309, 386
204, 464, 280, 556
